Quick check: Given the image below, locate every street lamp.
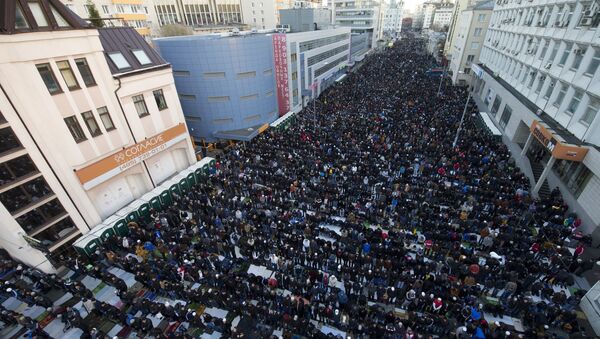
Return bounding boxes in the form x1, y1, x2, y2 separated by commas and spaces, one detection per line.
453, 86, 472, 148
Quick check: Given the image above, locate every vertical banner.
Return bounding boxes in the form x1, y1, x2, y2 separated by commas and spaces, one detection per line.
273, 33, 289, 116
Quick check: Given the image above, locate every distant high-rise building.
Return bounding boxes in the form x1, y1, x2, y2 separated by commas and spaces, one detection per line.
382, 0, 404, 37
59, 0, 154, 37
331, 0, 383, 48
448, 0, 493, 85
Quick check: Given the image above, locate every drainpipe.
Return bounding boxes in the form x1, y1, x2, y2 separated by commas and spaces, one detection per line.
113, 77, 156, 188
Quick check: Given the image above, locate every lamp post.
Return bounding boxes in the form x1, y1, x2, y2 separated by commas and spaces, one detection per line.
453, 86, 472, 148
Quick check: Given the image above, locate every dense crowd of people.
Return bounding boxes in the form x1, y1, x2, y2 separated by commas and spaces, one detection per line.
0, 36, 595, 339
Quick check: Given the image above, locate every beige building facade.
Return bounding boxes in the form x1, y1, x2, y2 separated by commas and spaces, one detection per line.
0, 0, 195, 271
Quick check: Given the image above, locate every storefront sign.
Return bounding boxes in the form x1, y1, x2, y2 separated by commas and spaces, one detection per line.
273, 33, 289, 116
76, 124, 189, 190
530, 120, 588, 162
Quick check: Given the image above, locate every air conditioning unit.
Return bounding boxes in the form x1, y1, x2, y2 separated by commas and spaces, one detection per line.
530, 71, 536, 75
580, 17, 593, 26
527, 38, 533, 43
527, 48, 533, 54
583, 10, 593, 17
540, 75, 546, 80
537, 9, 543, 13
574, 49, 584, 55
554, 20, 562, 27
537, 21, 543, 26
544, 63, 552, 69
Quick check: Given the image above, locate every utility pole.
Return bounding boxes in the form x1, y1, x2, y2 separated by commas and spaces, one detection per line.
453, 90, 472, 148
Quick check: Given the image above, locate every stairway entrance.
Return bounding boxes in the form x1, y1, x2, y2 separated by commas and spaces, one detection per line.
527, 140, 552, 198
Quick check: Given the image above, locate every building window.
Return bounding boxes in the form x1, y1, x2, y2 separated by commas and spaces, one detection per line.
81, 111, 102, 137
558, 42, 572, 66
566, 90, 583, 114
491, 96, 501, 116
179, 94, 196, 100
266, 91, 274, 97
585, 48, 599, 76
132, 94, 149, 117
28, 1, 49, 27
36, 64, 61, 94
132, 50, 152, 65
292, 72, 298, 80
108, 52, 131, 70
97, 106, 115, 131
499, 105, 512, 129
291, 53, 297, 63
535, 76, 545, 93
203, 72, 226, 79
571, 46, 585, 70
74, 58, 96, 86
466, 55, 475, 63
473, 28, 482, 37
528, 71, 537, 88
56, 60, 80, 90
553, 160, 592, 198
64, 116, 86, 142
264, 69, 273, 75
173, 70, 190, 76
153, 89, 168, 110
15, 2, 29, 29
207, 96, 230, 103
581, 96, 599, 125
240, 94, 258, 100
554, 83, 568, 107
478, 14, 486, 22
544, 80, 555, 99
470, 42, 480, 50
237, 71, 257, 79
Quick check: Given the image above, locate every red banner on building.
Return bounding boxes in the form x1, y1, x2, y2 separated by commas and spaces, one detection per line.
272, 33, 289, 116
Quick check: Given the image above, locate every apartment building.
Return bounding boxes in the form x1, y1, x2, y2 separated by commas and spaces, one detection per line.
60, 0, 153, 36
382, 0, 404, 37
432, 2, 454, 29
241, 0, 278, 29
0, 0, 195, 271
332, 0, 382, 48
444, 0, 476, 57
475, 0, 600, 237
449, 0, 493, 85
151, 0, 242, 27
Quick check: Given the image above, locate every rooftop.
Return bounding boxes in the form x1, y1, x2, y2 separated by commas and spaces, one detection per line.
98, 27, 169, 76
0, 0, 91, 35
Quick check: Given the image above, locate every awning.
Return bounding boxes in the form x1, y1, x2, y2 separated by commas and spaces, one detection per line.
335, 74, 347, 83
480, 112, 501, 136
530, 120, 588, 162
213, 123, 269, 142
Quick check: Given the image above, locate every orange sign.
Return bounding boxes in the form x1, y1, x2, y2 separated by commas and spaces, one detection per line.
530, 120, 588, 162
76, 124, 189, 189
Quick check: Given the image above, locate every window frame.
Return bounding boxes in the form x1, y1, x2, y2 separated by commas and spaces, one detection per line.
108, 52, 131, 70
56, 60, 80, 90
132, 94, 149, 117
81, 110, 102, 137
36, 63, 62, 95
97, 106, 116, 131
74, 58, 96, 87
64, 116, 87, 143
152, 89, 168, 111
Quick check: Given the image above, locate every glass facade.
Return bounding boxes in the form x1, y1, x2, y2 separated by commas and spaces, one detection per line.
0, 119, 78, 251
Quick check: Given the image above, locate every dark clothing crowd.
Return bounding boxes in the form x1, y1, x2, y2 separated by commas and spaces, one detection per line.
0, 36, 594, 339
